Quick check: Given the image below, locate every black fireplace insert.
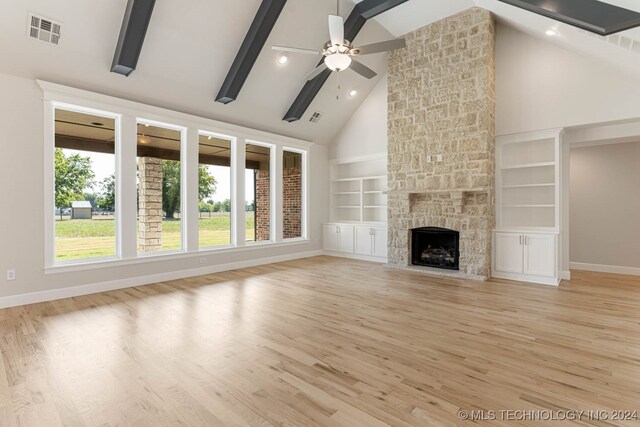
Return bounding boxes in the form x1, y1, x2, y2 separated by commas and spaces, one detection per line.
411, 227, 460, 270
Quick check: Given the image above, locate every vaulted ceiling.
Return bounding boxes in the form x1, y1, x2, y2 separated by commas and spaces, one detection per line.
2, 0, 640, 146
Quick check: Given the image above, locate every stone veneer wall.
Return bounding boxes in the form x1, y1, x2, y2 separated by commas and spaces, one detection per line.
387, 7, 496, 278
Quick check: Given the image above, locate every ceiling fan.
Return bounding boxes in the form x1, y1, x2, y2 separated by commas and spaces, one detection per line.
272, 13, 406, 81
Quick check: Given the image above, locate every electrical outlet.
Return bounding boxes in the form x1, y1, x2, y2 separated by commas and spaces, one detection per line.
6, 269, 16, 281
199, 257, 206, 265
436, 154, 443, 162
426, 155, 432, 163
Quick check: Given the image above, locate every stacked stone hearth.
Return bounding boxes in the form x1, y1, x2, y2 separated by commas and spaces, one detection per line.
386, 7, 496, 280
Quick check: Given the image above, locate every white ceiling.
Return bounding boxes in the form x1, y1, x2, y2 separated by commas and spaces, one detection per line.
0, 0, 393, 145
3, 0, 640, 145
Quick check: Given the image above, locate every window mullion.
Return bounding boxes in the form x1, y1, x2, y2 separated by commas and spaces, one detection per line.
234, 138, 246, 246
184, 128, 199, 252
119, 115, 138, 259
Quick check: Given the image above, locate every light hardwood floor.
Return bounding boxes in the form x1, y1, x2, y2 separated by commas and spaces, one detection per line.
1, 257, 640, 426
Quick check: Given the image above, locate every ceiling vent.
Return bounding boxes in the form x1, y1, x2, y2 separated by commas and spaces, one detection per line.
309, 111, 323, 123
28, 13, 61, 45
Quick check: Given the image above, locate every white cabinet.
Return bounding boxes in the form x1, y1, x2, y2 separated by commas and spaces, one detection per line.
372, 227, 387, 258
322, 224, 354, 254
324, 223, 387, 261
354, 226, 388, 258
494, 232, 523, 274
524, 233, 556, 277
322, 225, 338, 252
337, 225, 354, 254
493, 231, 558, 285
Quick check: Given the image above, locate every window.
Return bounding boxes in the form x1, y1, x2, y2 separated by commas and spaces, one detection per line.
54, 107, 117, 261
198, 133, 232, 248
43, 82, 310, 270
245, 143, 272, 242
283, 150, 304, 239
136, 121, 183, 253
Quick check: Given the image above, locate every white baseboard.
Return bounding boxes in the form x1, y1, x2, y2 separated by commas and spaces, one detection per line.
322, 251, 387, 263
0, 250, 324, 310
561, 271, 571, 281
570, 262, 640, 277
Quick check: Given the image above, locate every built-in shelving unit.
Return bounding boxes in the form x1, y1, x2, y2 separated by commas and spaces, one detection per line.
493, 128, 564, 286
496, 130, 562, 230
330, 154, 387, 223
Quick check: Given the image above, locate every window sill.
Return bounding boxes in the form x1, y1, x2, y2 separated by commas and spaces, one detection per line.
44, 239, 310, 275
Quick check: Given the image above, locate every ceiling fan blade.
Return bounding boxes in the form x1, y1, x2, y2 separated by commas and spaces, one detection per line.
272, 45, 321, 55
350, 60, 377, 79
352, 38, 406, 55
304, 62, 329, 81
328, 15, 344, 45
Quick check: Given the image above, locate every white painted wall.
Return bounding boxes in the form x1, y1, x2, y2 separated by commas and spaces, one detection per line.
329, 77, 388, 160
0, 72, 329, 304
496, 24, 640, 136
570, 141, 640, 270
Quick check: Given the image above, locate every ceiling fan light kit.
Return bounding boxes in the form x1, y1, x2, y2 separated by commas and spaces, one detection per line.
325, 52, 352, 71
272, 13, 405, 82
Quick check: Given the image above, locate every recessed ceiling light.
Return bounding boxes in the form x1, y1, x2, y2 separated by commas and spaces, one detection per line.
349, 89, 357, 97
546, 29, 558, 36
208, 136, 212, 140
144, 123, 150, 127
277, 54, 288, 65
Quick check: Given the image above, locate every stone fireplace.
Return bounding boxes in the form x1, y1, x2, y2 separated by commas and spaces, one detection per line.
386, 8, 496, 280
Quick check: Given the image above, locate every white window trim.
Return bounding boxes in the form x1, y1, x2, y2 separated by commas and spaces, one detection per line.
40, 80, 311, 271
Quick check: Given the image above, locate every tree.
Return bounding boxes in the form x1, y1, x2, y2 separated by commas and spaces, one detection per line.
162, 161, 217, 219
221, 199, 231, 213
97, 174, 115, 211
83, 193, 98, 209
54, 148, 95, 209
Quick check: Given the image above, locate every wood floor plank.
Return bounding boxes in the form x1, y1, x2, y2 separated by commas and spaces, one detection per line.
0, 258, 640, 425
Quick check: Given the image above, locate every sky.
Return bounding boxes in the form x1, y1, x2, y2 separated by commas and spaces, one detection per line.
63, 149, 255, 203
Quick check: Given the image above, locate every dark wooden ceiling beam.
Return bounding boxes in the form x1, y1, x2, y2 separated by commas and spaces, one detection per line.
498, 0, 640, 36
283, 0, 409, 122
55, 135, 260, 169
111, 0, 156, 76
215, 0, 288, 104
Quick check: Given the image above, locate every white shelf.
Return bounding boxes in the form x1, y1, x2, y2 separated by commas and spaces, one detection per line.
501, 161, 555, 170
330, 154, 387, 223
496, 130, 561, 231
503, 204, 555, 208
333, 175, 386, 182
501, 183, 554, 189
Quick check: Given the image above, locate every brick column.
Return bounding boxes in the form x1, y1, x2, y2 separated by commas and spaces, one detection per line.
138, 157, 163, 251
283, 166, 301, 239
255, 169, 271, 241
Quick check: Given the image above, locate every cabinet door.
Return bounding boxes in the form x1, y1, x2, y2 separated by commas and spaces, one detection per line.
337, 225, 355, 254
371, 227, 387, 258
354, 227, 373, 256
524, 233, 556, 277
494, 232, 523, 274
322, 225, 338, 252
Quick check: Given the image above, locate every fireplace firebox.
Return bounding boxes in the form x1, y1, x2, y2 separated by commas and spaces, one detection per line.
411, 227, 460, 270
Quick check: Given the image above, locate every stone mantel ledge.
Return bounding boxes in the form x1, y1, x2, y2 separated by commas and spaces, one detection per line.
385, 188, 491, 214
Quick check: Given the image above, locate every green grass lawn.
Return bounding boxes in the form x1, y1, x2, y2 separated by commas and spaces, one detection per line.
55, 213, 255, 261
